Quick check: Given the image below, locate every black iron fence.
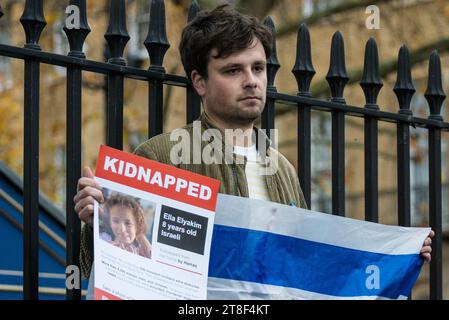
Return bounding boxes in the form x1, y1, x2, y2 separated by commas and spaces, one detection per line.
0, 0, 447, 300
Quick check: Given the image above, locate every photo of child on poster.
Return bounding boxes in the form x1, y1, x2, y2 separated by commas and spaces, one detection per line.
98, 189, 155, 260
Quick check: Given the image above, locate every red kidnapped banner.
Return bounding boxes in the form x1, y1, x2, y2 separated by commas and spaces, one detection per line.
95, 145, 220, 211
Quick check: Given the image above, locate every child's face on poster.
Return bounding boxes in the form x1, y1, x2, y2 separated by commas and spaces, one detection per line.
109, 205, 137, 244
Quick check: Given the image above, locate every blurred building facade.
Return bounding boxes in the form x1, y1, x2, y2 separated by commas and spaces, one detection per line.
0, 0, 448, 299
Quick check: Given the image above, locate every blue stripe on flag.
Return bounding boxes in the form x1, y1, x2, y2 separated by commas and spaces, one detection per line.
209, 225, 423, 299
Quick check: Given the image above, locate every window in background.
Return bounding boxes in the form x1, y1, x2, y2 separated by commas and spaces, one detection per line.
128, 0, 151, 68
410, 87, 448, 231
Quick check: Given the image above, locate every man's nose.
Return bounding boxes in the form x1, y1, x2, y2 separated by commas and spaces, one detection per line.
242, 69, 257, 88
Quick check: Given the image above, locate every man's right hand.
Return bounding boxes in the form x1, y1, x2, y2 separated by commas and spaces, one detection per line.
74, 167, 104, 227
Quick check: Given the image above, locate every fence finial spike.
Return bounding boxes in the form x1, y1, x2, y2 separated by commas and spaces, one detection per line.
425, 50, 446, 121
104, 0, 130, 65
394, 45, 415, 115
63, 0, 91, 58
327, 31, 346, 77
262, 16, 280, 89
20, 0, 46, 50
360, 37, 383, 109
145, 0, 170, 72
188, 0, 201, 22
326, 31, 348, 103
292, 23, 315, 96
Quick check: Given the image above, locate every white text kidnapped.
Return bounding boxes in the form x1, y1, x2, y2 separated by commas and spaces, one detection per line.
103, 156, 212, 200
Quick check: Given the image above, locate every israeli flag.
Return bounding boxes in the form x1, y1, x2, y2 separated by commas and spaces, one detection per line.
208, 194, 430, 300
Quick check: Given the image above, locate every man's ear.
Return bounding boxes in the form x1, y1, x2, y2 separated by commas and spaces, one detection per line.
191, 70, 206, 97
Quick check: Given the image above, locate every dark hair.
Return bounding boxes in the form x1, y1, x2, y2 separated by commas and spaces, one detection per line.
104, 193, 147, 236
179, 4, 272, 80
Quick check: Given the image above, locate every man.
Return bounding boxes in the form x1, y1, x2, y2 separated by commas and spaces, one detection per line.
74, 4, 433, 280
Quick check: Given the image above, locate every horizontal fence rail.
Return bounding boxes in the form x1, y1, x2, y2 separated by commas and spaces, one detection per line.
0, 0, 446, 300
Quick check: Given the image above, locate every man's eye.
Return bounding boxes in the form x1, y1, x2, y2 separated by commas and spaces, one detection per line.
226, 69, 239, 74
254, 66, 265, 72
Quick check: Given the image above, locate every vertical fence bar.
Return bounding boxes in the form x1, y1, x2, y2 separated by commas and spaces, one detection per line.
292, 24, 315, 208
428, 127, 442, 299
63, 0, 90, 300
424, 51, 445, 300
22, 29, 41, 303
394, 45, 415, 228
186, 0, 201, 124
145, 0, 170, 138
360, 38, 383, 223
20, 0, 46, 300
104, 0, 129, 150
326, 31, 348, 216
261, 16, 279, 141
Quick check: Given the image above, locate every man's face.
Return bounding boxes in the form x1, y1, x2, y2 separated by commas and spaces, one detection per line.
192, 38, 267, 128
